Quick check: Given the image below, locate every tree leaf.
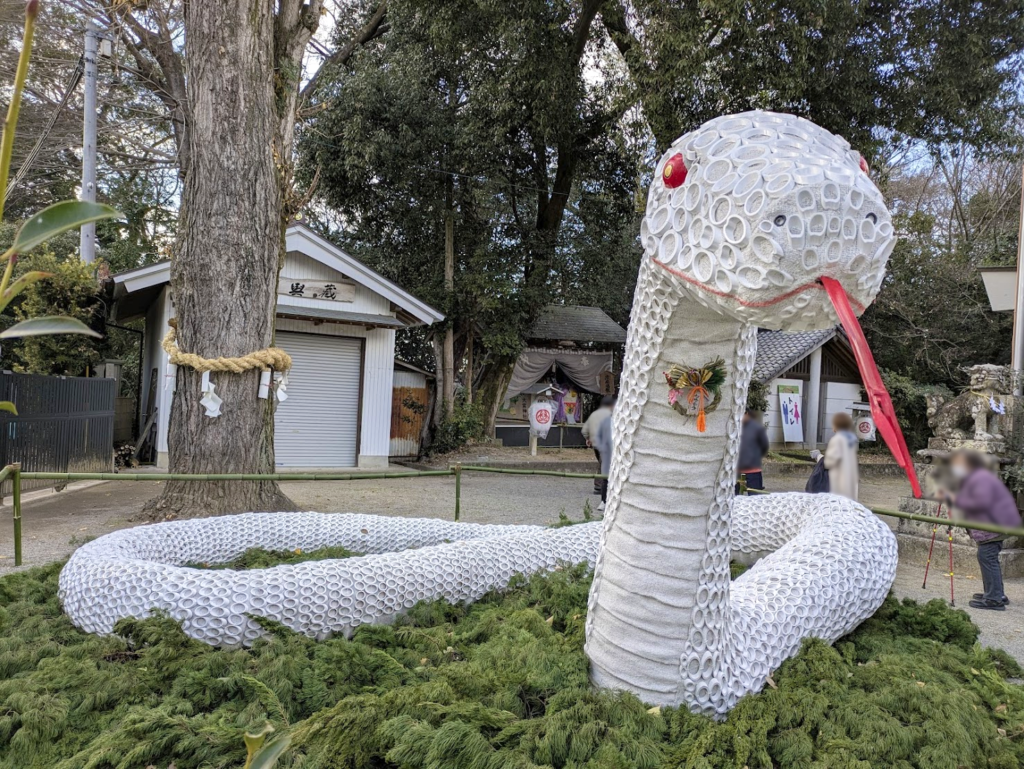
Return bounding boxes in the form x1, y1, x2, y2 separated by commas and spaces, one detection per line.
248, 736, 291, 769
243, 723, 274, 761
1, 270, 53, 305
12, 200, 121, 254
0, 315, 101, 339
0, 402, 17, 415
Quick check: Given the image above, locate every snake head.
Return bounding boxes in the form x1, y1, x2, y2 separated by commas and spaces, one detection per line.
643, 110, 893, 333
643, 111, 921, 495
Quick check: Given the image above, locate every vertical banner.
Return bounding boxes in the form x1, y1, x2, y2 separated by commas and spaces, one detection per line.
778, 384, 804, 443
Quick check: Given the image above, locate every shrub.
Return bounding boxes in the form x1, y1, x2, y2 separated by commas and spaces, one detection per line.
4, 251, 102, 375
876, 370, 952, 453
0, 562, 1022, 768
746, 379, 769, 415
429, 399, 484, 455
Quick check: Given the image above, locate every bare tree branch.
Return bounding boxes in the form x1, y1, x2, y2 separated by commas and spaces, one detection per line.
299, 2, 388, 103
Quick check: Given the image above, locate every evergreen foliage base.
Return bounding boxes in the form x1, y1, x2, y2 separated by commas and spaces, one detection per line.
1, 558, 1022, 768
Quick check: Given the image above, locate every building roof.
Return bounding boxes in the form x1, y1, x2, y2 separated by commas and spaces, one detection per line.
528, 305, 627, 345
753, 328, 836, 383
394, 358, 435, 378
277, 305, 405, 329
110, 223, 444, 327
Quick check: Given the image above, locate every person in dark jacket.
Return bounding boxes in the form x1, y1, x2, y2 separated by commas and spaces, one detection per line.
937, 451, 1022, 611
737, 409, 770, 494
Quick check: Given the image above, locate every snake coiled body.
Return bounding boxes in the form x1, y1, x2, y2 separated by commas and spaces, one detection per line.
60, 111, 898, 717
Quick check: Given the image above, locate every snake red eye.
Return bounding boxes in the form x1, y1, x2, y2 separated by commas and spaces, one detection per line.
663, 153, 687, 188
859, 155, 870, 175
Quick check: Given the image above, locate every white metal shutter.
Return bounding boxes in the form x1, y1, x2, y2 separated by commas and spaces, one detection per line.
274, 332, 362, 467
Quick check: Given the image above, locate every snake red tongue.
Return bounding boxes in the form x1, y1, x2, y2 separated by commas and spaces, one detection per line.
820, 276, 922, 498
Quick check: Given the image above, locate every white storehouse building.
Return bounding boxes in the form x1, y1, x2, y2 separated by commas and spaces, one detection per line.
110, 223, 443, 470
753, 328, 870, 448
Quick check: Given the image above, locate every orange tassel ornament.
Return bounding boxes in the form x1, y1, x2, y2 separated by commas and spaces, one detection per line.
665, 358, 726, 432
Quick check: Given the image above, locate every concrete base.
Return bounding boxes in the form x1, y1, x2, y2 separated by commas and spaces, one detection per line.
895, 495, 1024, 579
357, 454, 389, 470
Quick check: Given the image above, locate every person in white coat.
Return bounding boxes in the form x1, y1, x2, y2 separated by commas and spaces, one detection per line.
824, 411, 859, 501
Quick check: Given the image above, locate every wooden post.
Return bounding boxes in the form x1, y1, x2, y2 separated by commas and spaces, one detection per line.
805, 347, 822, 449
530, 432, 538, 456
453, 464, 462, 521
11, 463, 21, 567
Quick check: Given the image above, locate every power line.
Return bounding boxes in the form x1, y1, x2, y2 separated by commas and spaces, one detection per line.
5, 55, 84, 202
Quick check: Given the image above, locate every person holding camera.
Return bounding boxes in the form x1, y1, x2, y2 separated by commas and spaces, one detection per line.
937, 451, 1021, 611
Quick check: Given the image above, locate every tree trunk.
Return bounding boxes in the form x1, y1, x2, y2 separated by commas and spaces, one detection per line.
476, 354, 517, 438
431, 334, 445, 428
465, 326, 473, 404
143, 0, 292, 519
442, 185, 455, 417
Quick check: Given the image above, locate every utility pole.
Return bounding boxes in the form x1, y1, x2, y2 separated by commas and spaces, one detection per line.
80, 20, 99, 264
804, 346, 822, 449
1012, 165, 1024, 395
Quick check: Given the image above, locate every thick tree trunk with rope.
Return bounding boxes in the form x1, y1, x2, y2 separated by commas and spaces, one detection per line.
99, 0, 389, 519
143, 0, 292, 519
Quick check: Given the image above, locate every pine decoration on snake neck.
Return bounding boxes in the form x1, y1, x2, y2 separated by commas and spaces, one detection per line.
665, 357, 727, 431
59, 111, 921, 720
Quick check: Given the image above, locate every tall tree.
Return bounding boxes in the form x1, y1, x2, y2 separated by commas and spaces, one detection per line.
605, 0, 1024, 155
305, 0, 1024, 440
301, 0, 637, 434
57, 0, 388, 516
862, 150, 1020, 386
151, 0, 289, 515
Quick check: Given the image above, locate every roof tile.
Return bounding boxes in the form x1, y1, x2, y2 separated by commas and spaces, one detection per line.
529, 305, 627, 344
753, 328, 836, 383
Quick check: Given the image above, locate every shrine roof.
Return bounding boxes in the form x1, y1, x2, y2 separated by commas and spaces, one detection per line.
753, 328, 837, 383
528, 305, 627, 345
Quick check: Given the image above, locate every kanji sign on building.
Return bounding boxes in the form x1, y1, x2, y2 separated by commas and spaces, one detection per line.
278, 278, 356, 302
599, 370, 617, 396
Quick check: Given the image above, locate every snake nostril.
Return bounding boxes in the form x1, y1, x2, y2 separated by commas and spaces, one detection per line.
773, 214, 787, 227
865, 212, 878, 224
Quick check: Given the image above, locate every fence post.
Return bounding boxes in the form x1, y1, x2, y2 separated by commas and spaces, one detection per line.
454, 464, 462, 522
11, 463, 21, 567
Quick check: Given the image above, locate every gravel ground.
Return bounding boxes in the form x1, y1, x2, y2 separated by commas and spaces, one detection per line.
414, 444, 602, 469
1, 468, 1020, 662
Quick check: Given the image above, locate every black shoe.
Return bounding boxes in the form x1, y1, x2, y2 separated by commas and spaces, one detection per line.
972, 593, 1009, 605
969, 599, 1006, 611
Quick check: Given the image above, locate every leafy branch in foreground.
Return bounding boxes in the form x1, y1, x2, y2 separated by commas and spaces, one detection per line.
0, 1, 122, 413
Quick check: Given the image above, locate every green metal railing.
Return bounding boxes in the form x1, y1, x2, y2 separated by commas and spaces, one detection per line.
739, 480, 1024, 538
5, 465, 1024, 568
6, 463, 603, 566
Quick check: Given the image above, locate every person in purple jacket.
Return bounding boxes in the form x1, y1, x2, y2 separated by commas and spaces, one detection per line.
938, 451, 1022, 611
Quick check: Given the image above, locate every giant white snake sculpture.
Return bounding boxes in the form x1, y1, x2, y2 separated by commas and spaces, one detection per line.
59, 111, 920, 717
